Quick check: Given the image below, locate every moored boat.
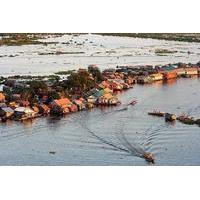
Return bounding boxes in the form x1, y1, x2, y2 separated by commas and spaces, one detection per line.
165, 113, 176, 122
177, 114, 195, 125
148, 110, 165, 117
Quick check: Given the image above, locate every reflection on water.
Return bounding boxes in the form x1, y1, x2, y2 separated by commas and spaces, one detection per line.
0, 78, 200, 165
164, 78, 177, 86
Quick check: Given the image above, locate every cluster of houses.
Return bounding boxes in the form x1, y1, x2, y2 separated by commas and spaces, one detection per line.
85, 70, 135, 106
0, 67, 135, 122
117, 62, 200, 84
0, 62, 199, 123
0, 90, 92, 122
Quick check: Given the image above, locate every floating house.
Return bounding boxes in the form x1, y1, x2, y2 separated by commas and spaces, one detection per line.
51, 98, 71, 115
137, 76, 152, 84
161, 71, 177, 80
14, 107, 35, 120
73, 99, 85, 111
68, 103, 78, 112
174, 68, 186, 76
38, 104, 50, 115
9, 101, 19, 109
0, 93, 5, 103
184, 67, 198, 77
0, 107, 14, 119
97, 93, 119, 106
87, 95, 97, 104
149, 73, 163, 81
20, 100, 30, 107
109, 81, 123, 91
98, 81, 110, 89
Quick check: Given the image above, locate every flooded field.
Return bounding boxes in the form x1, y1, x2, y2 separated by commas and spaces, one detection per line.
0, 77, 200, 165
0, 34, 200, 76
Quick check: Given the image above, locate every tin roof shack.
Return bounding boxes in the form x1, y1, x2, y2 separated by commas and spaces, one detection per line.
97, 93, 120, 106
98, 81, 110, 89
161, 71, 177, 80
14, 107, 35, 121
184, 67, 198, 77
9, 101, 19, 109
124, 77, 136, 85
20, 100, 30, 107
87, 95, 97, 104
0, 107, 14, 119
109, 81, 123, 91
73, 99, 86, 111
174, 68, 186, 77
103, 87, 113, 94
137, 76, 152, 84
149, 73, 163, 82
32, 106, 39, 115
68, 103, 78, 112
38, 104, 50, 115
0, 93, 5, 103
51, 98, 71, 115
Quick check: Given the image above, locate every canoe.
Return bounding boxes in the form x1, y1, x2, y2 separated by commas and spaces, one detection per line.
148, 111, 165, 117
177, 115, 195, 125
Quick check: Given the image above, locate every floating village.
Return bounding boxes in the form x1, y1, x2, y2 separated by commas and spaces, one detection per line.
0, 62, 200, 163
0, 62, 200, 123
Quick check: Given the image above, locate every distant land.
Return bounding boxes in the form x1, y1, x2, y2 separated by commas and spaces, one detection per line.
97, 33, 200, 43
1, 33, 200, 46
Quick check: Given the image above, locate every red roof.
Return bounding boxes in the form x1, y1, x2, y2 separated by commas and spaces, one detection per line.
0, 93, 5, 102
22, 100, 30, 107
54, 98, 71, 107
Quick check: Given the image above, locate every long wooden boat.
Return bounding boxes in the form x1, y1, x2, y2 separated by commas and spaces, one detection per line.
148, 111, 165, 117
177, 115, 195, 125
143, 152, 155, 163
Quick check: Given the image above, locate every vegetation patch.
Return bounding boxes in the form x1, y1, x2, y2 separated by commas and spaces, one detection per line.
0, 33, 60, 46
55, 70, 76, 75
155, 49, 178, 54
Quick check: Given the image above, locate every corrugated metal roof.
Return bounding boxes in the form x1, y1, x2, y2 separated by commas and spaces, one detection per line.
1, 107, 14, 113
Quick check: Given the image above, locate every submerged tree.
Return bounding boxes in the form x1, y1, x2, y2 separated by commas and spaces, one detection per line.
88, 65, 103, 83
63, 71, 95, 93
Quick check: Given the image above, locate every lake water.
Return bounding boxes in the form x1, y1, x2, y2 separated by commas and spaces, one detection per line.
0, 77, 200, 165
0, 34, 200, 76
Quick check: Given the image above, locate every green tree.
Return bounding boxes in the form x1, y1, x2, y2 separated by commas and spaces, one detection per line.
88, 66, 103, 83
64, 71, 94, 93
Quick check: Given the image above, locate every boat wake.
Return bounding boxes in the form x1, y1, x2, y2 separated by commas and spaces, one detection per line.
80, 111, 158, 164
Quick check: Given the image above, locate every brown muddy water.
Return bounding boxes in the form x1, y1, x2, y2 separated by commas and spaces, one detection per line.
0, 78, 200, 165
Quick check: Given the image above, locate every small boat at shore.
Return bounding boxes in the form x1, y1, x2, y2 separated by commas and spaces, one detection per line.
165, 113, 176, 122
148, 110, 165, 117
177, 114, 195, 125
